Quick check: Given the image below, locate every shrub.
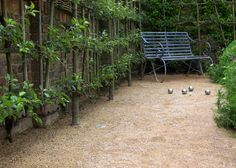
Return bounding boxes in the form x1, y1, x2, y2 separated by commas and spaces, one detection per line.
208, 64, 224, 83
0, 75, 42, 125
208, 40, 236, 83
213, 42, 236, 129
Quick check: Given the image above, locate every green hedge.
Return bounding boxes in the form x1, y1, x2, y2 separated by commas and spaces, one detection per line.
208, 41, 236, 83
209, 41, 236, 128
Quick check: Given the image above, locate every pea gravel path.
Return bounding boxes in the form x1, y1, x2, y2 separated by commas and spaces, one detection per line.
1, 75, 236, 168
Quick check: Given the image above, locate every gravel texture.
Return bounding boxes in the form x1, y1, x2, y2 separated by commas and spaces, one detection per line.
1, 75, 236, 168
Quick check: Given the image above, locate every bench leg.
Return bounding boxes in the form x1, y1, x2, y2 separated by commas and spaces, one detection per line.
187, 61, 193, 74
198, 60, 204, 75
150, 59, 167, 83
209, 58, 214, 65
161, 59, 167, 83
142, 60, 147, 79
151, 61, 159, 82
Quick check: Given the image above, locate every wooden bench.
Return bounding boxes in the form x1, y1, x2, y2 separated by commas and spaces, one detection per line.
141, 32, 213, 82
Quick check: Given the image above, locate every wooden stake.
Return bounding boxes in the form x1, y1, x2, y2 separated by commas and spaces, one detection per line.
1, 0, 13, 91
213, 0, 227, 46
96, 19, 100, 79
196, 2, 201, 41
139, 0, 142, 31
81, 6, 86, 80
39, 0, 43, 88
163, 0, 167, 31
20, 0, 28, 81
233, 0, 236, 40
176, 4, 181, 31
87, 10, 91, 83
92, 15, 96, 78
139, 0, 145, 79
126, 0, 132, 87
72, 2, 80, 125
108, 19, 114, 100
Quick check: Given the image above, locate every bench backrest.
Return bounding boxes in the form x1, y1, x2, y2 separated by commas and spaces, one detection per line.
141, 32, 193, 59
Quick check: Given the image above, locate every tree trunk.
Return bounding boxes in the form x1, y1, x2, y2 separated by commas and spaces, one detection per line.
196, 1, 202, 55
71, 2, 80, 125
39, 0, 44, 88
108, 19, 114, 100
196, 2, 200, 41
81, 7, 86, 80
139, 0, 144, 79
45, 0, 54, 89
1, 0, 13, 143
125, 0, 132, 87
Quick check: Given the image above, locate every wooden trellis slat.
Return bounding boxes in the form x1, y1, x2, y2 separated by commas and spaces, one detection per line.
55, 0, 73, 13
55, 0, 92, 14
155, 1, 235, 6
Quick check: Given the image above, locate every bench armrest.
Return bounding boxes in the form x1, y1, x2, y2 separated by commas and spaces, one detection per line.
141, 36, 149, 44
188, 36, 212, 56
141, 37, 164, 57
153, 42, 164, 58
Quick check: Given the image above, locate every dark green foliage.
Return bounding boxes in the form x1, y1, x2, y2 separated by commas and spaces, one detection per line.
208, 64, 224, 83
115, 52, 144, 78
81, 0, 140, 21
208, 41, 236, 83
0, 18, 35, 56
40, 86, 71, 108
0, 75, 42, 125
212, 41, 236, 129
141, 0, 179, 31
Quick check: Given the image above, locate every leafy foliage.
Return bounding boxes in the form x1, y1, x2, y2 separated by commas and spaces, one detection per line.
0, 0, 142, 127
0, 3, 38, 56
208, 41, 236, 83
211, 41, 236, 129
40, 86, 70, 108
0, 75, 42, 125
82, 0, 140, 21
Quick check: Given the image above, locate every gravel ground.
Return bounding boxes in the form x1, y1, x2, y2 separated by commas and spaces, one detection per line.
1, 75, 236, 168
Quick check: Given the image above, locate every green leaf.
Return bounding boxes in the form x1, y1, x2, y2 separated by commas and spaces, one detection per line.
19, 91, 26, 97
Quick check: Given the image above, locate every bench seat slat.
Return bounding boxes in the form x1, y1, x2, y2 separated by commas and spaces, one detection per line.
144, 48, 192, 51
144, 51, 193, 54
162, 56, 211, 61
143, 55, 210, 60
141, 33, 188, 36
144, 37, 189, 40
144, 47, 192, 51
144, 43, 191, 47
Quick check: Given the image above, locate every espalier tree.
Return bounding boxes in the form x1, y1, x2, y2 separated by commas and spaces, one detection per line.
0, 0, 142, 141
0, 1, 41, 142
